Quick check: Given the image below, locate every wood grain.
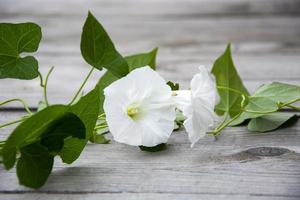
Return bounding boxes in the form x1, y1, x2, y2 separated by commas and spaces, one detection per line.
0, 0, 300, 199
0, 111, 300, 199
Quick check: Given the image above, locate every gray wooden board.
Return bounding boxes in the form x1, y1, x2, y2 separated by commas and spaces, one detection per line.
0, 53, 300, 108
0, 0, 300, 199
1, 194, 300, 200
0, 1, 300, 109
0, 111, 300, 199
1, 0, 300, 16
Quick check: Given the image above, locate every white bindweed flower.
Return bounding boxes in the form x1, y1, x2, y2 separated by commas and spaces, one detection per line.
173, 66, 220, 147
103, 66, 176, 147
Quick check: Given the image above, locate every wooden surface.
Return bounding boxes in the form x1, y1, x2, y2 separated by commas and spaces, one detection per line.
0, 0, 300, 199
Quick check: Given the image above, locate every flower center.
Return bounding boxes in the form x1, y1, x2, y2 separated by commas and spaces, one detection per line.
127, 102, 143, 120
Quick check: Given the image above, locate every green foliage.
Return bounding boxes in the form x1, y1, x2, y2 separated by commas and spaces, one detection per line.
125, 47, 158, 71
0, 23, 41, 79
97, 71, 119, 114
139, 143, 167, 152
37, 101, 47, 111
167, 81, 179, 91
2, 105, 68, 170
40, 113, 86, 152
70, 86, 101, 139
60, 87, 101, 164
231, 82, 300, 126
1, 13, 300, 190
59, 138, 87, 164
211, 44, 249, 117
90, 131, 110, 144
247, 82, 300, 112
80, 12, 129, 77
248, 113, 298, 132
17, 143, 54, 188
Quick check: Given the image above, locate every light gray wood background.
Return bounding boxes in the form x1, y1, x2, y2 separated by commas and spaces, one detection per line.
0, 0, 300, 199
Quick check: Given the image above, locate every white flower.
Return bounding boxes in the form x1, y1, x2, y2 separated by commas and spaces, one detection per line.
103, 66, 176, 147
173, 66, 220, 147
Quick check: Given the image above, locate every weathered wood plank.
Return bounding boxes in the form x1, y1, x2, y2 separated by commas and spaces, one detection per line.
1, 52, 299, 108
1, 0, 300, 17
0, 111, 299, 199
1, 193, 300, 200
1, 15, 299, 45
0, 0, 300, 199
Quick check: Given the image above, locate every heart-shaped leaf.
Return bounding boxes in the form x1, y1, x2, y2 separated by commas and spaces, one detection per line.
231, 82, 300, 126
60, 86, 101, 164
80, 12, 129, 77
248, 113, 298, 132
17, 143, 54, 188
0, 23, 41, 79
2, 105, 67, 170
41, 113, 86, 152
211, 44, 249, 117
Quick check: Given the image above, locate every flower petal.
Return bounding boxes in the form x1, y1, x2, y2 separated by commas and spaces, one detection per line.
191, 65, 220, 108
103, 66, 176, 147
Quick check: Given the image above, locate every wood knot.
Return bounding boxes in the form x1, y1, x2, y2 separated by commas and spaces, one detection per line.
245, 147, 291, 157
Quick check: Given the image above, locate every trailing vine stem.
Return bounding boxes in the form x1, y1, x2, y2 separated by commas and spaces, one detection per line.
208, 88, 300, 136
0, 116, 28, 129
38, 72, 44, 87
217, 86, 248, 97
208, 111, 243, 137
69, 68, 94, 105
0, 98, 32, 115
285, 104, 300, 112
245, 97, 300, 114
44, 66, 55, 106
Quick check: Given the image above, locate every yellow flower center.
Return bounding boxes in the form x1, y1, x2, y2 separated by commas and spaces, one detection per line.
127, 102, 142, 120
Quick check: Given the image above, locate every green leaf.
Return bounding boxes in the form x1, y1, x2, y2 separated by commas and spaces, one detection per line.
41, 113, 86, 152
90, 131, 110, 144
248, 82, 300, 108
16, 143, 54, 188
80, 11, 128, 77
139, 143, 167, 152
0, 23, 42, 79
2, 105, 67, 170
229, 112, 261, 126
70, 86, 100, 139
248, 113, 298, 132
97, 71, 119, 114
125, 47, 158, 71
231, 82, 300, 125
167, 81, 179, 91
37, 101, 47, 111
59, 86, 100, 164
59, 138, 87, 164
211, 44, 249, 117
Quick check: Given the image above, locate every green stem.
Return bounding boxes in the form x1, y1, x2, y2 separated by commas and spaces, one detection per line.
217, 86, 248, 97
208, 112, 243, 136
0, 98, 32, 115
38, 72, 44, 87
0, 117, 26, 129
217, 113, 229, 129
94, 124, 108, 130
98, 113, 106, 118
44, 66, 55, 106
285, 104, 300, 112
280, 98, 300, 107
243, 109, 276, 114
245, 97, 300, 114
69, 68, 94, 105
